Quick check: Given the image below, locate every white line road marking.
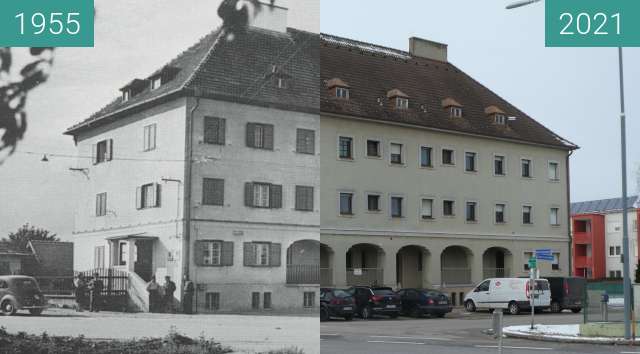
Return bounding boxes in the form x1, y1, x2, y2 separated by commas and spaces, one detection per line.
620, 352, 640, 354
369, 335, 453, 341
367, 340, 425, 345
321, 333, 340, 336
476, 345, 554, 351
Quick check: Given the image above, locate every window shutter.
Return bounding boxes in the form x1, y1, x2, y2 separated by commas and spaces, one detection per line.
295, 186, 313, 211
221, 241, 234, 266
136, 186, 142, 209
151, 124, 156, 149
92, 144, 98, 165
269, 243, 281, 267
217, 118, 226, 145
212, 179, 224, 206
246, 123, 256, 148
203, 178, 224, 206
95, 194, 100, 216
194, 241, 204, 266
269, 184, 283, 209
264, 124, 274, 150
154, 183, 161, 207
243, 242, 256, 266
106, 139, 113, 161
244, 182, 254, 207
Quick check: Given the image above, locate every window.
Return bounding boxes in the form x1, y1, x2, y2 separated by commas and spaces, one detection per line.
451, 107, 463, 118
336, 87, 349, 99
122, 90, 130, 102
118, 241, 128, 266
246, 123, 274, 150
522, 205, 533, 224
367, 194, 380, 211
609, 271, 615, 278
494, 155, 505, 175
296, 129, 315, 154
466, 202, 477, 222
616, 270, 622, 278
203, 178, 224, 206
524, 252, 533, 270
366, 140, 380, 157
609, 246, 615, 256
204, 117, 226, 145
420, 198, 434, 219
252, 292, 260, 309
476, 280, 490, 292
420, 146, 433, 167
277, 77, 287, 89
244, 242, 280, 267
94, 246, 105, 269
396, 97, 409, 109
552, 253, 560, 270
550, 208, 559, 226
150, 76, 162, 90
205, 292, 220, 310
495, 204, 505, 224
304, 292, 315, 307
521, 159, 532, 178
338, 136, 353, 159
443, 200, 455, 216
254, 243, 270, 266
137, 183, 160, 209
634, 220, 638, 232
442, 149, 455, 165
96, 192, 107, 217
616, 246, 621, 255
548, 161, 559, 181
465, 152, 477, 172
244, 182, 281, 209
339, 193, 353, 215
92, 139, 113, 165
295, 186, 314, 211
264, 292, 272, 309
143, 124, 157, 151
390, 143, 403, 164
391, 196, 403, 218
495, 114, 506, 125
253, 183, 270, 208
202, 241, 222, 266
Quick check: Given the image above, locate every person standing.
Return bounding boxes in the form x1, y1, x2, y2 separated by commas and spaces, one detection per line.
73, 274, 86, 312
163, 276, 176, 313
146, 276, 160, 313
182, 275, 194, 314
88, 272, 104, 312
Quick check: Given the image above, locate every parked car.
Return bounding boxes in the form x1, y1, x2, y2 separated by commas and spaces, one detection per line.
347, 286, 401, 319
0, 275, 48, 316
320, 288, 355, 321
464, 278, 551, 315
397, 288, 452, 318
545, 276, 585, 313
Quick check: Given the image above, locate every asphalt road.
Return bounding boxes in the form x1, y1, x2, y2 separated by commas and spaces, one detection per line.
321, 310, 640, 354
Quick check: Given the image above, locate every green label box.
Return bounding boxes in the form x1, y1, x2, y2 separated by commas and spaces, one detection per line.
546, 0, 640, 47
0, 0, 94, 47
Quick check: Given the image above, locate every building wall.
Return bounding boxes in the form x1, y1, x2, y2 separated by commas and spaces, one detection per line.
604, 210, 639, 277
186, 97, 320, 312
571, 214, 606, 279
320, 115, 571, 292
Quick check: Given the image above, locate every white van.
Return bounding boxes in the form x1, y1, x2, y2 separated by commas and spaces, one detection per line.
463, 278, 551, 315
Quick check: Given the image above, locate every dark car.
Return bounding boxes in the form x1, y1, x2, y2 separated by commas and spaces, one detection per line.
0, 276, 48, 316
397, 288, 452, 318
320, 288, 355, 321
347, 286, 401, 319
545, 276, 585, 313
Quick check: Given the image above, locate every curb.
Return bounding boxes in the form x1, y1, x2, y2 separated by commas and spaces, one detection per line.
503, 329, 638, 345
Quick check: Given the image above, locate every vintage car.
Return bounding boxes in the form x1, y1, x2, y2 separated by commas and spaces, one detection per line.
0, 275, 48, 316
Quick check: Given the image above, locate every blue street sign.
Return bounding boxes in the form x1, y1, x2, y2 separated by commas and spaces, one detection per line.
535, 249, 554, 261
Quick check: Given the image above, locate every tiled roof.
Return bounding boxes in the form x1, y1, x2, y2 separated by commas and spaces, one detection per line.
319, 34, 577, 150
65, 27, 319, 135
571, 196, 639, 215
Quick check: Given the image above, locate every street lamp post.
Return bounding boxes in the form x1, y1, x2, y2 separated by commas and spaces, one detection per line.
506, 0, 632, 339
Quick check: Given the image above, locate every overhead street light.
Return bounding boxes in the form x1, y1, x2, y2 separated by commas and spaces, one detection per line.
506, 0, 632, 340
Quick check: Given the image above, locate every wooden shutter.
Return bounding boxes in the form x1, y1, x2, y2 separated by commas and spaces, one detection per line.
243, 242, 256, 266
269, 184, 282, 209
212, 179, 224, 206
244, 182, 254, 207
92, 144, 98, 164
296, 129, 315, 154
106, 139, 113, 161
269, 243, 281, 267
150, 124, 156, 149
136, 186, 142, 209
203, 178, 224, 206
221, 241, 234, 266
264, 124, 274, 150
246, 123, 256, 148
194, 241, 204, 266
296, 186, 313, 211
154, 183, 161, 207
205, 117, 226, 145
217, 118, 226, 145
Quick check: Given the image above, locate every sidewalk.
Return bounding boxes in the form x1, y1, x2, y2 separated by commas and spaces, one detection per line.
503, 324, 639, 345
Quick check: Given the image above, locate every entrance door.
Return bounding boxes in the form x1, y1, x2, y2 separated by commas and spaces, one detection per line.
495, 251, 505, 277
134, 241, 153, 281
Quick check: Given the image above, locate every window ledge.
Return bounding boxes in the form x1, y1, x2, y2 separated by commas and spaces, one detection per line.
337, 157, 355, 162
522, 223, 534, 227
339, 213, 355, 218
548, 179, 561, 183
493, 173, 506, 177
442, 215, 456, 218
389, 162, 406, 167
521, 176, 535, 180
441, 163, 456, 167
365, 210, 382, 214
420, 217, 436, 222
365, 155, 382, 160
419, 165, 435, 170
465, 220, 478, 224
464, 170, 478, 175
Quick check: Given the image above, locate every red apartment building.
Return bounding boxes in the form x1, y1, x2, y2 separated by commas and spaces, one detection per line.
571, 196, 639, 279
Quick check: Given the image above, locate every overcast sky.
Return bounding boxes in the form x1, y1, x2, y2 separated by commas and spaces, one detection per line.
0, 0, 637, 240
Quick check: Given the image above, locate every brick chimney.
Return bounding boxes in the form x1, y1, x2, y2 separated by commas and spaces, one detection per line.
409, 37, 448, 62
248, 1, 288, 33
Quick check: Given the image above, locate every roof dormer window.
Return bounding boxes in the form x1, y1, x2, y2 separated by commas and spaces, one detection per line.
151, 77, 162, 91
277, 77, 288, 89
336, 87, 349, 99
451, 106, 462, 118
485, 106, 507, 125
494, 114, 506, 125
396, 97, 409, 109
442, 98, 463, 118
326, 78, 350, 100
387, 89, 409, 110
122, 90, 130, 102
119, 78, 148, 102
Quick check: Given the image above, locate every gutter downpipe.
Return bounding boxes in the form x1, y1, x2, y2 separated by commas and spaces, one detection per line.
183, 93, 200, 312
567, 149, 574, 276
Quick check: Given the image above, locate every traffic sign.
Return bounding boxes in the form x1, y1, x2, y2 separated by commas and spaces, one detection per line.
535, 249, 554, 261
528, 257, 537, 269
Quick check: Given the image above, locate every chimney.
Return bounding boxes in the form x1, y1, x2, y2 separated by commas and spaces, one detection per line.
409, 37, 448, 62
248, 2, 288, 33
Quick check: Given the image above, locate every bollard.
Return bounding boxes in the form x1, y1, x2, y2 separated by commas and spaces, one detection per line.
492, 310, 504, 354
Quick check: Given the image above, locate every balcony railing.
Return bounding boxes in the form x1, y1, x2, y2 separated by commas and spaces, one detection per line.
286, 264, 320, 285
346, 268, 383, 286
320, 268, 333, 286
441, 267, 472, 286
483, 268, 510, 279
